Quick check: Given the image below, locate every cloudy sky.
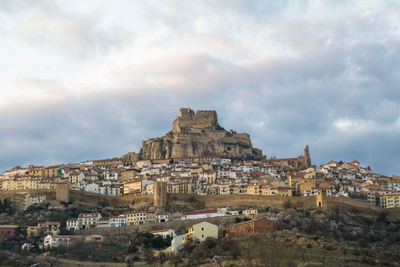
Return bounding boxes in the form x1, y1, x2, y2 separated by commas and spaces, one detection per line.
0, 0, 399, 175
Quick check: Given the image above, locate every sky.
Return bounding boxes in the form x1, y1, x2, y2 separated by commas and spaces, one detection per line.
0, 0, 399, 175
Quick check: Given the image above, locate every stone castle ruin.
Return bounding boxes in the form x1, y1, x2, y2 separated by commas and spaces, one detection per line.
154, 181, 167, 207
265, 145, 312, 170
139, 108, 263, 160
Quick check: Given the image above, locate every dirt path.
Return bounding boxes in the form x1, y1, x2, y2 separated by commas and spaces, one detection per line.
36, 256, 132, 267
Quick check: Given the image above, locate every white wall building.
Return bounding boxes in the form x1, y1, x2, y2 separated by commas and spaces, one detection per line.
78, 213, 102, 229
66, 218, 79, 231
185, 210, 223, 220
109, 215, 127, 227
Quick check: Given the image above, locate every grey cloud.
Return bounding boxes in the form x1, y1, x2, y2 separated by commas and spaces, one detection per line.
1, 1, 400, 176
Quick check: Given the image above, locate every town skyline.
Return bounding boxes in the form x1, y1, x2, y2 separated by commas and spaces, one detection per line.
0, 106, 397, 176
1, 1, 399, 176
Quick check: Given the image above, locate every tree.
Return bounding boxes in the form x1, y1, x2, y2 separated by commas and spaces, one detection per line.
283, 199, 292, 209
143, 247, 154, 264
159, 252, 167, 264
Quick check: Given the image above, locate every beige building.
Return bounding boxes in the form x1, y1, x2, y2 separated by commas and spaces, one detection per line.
120, 168, 139, 181
246, 183, 262, 195
123, 179, 143, 195
28, 222, 60, 237
277, 187, 292, 197
296, 178, 316, 196
122, 152, 139, 166
126, 211, 155, 225
27, 165, 45, 177
204, 171, 216, 184
243, 209, 258, 219
187, 221, 218, 242
44, 165, 63, 178
375, 192, 400, 208
167, 182, 193, 194
2, 176, 42, 191
12, 192, 46, 211
27, 225, 42, 237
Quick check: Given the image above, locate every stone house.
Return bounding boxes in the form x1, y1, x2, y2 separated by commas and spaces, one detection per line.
226, 217, 275, 237
0, 225, 18, 239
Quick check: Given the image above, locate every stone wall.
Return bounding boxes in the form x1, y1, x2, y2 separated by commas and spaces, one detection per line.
56, 182, 70, 203
154, 181, 167, 207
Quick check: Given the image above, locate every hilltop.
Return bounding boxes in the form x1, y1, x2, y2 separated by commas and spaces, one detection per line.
139, 108, 263, 160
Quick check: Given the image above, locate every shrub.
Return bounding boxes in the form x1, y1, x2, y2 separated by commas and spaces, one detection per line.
283, 200, 292, 209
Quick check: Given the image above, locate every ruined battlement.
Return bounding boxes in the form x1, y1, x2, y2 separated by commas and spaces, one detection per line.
179, 108, 195, 118
173, 108, 219, 134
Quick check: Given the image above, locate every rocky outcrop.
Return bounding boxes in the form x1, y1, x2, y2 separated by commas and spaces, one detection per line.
139, 108, 263, 160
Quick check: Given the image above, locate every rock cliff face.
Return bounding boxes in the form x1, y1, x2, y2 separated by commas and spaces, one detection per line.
139, 108, 263, 160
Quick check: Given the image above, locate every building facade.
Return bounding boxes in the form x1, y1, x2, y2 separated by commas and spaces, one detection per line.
227, 217, 275, 237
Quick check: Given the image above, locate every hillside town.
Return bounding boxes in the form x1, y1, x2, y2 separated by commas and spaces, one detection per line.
1, 146, 399, 211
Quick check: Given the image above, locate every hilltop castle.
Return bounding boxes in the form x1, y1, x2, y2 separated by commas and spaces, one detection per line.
138, 108, 263, 160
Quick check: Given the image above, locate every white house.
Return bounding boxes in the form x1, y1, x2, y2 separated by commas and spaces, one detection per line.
104, 171, 118, 181
44, 234, 71, 249
303, 189, 318, 197
144, 183, 154, 195
102, 183, 122, 196
78, 213, 102, 229
44, 234, 103, 249
150, 229, 176, 239
66, 218, 79, 231
185, 210, 222, 220
109, 215, 127, 227
217, 207, 239, 216
156, 212, 169, 223
84, 183, 100, 194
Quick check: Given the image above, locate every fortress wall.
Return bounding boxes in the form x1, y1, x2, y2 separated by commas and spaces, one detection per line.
68, 191, 153, 208
196, 194, 315, 209
176, 109, 218, 129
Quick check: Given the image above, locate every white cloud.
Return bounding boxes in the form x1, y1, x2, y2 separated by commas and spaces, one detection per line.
333, 118, 374, 133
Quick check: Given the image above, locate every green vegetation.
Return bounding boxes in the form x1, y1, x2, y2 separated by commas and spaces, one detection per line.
0, 198, 14, 215
170, 232, 400, 266
1, 205, 399, 266
47, 231, 173, 264
127, 232, 173, 253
